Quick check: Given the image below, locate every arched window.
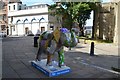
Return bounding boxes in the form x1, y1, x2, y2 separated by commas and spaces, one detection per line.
39, 17, 45, 22
31, 18, 36, 23
23, 18, 28, 23
16, 19, 21, 30
16, 19, 21, 24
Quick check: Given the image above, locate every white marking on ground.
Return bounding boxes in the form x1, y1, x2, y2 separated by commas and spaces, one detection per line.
80, 61, 120, 75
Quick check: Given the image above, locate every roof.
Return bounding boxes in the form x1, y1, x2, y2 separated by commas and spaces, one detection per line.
9, 0, 22, 4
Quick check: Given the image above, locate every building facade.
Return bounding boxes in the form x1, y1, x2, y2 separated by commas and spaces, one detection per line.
94, 1, 120, 45
0, 0, 8, 34
8, 0, 59, 36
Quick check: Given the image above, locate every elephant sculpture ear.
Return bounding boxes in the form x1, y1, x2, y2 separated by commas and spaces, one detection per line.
53, 28, 60, 43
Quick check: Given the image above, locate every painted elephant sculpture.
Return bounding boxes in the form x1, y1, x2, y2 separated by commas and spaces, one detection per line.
36, 28, 78, 67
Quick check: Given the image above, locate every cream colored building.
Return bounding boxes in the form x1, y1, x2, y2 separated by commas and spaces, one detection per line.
8, 0, 60, 36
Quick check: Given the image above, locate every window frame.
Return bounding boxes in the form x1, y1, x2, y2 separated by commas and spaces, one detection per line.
9, 6, 10, 10
13, 5, 15, 10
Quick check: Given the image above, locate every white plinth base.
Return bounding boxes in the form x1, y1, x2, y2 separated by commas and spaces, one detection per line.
31, 59, 71, 77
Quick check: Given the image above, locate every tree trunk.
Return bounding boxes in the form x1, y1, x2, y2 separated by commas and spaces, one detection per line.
79, 23, 84, 36
92, 9, 95, 39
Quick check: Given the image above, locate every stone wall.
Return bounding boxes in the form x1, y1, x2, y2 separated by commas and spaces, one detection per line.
94, 2, 120, 45
113, 1, 120, 46
94, 2, 116, 41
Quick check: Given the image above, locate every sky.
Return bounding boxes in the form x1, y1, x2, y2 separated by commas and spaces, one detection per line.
21, 0, 111, 6
21, 0, 54, 6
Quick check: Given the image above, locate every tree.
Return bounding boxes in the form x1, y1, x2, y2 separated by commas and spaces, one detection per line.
86, 0, 102, 38
73, 3, 92, 36
49, 1, 100, 36
49, 2, 76, 29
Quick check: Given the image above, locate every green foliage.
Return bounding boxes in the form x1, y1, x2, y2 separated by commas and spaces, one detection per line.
48, 2, 97, 29
74, 3, 92, 25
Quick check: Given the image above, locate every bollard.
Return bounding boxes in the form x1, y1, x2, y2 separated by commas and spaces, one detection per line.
84, 39, 87, 44
90, 42, 94, 56
34, 36, 39, 47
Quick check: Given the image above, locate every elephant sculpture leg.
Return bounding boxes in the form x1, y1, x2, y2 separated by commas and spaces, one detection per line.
46, 53, 53, 66
36, 40, 46, 61
58, 47, 64, 67
35, 46, 42, 61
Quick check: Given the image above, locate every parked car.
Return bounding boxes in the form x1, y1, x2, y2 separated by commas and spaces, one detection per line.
0, 32, 7, 37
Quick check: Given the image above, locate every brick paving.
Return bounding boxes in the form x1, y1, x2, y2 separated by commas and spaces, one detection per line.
2, 36, 120, 79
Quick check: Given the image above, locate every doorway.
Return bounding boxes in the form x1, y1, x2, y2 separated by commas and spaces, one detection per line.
25, 27, 29, 35
41, 27, 45, 33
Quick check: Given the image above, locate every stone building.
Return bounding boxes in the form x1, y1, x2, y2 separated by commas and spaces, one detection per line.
94, 1, 120, 45
8, 0, 59, 36
0, 0, 8, 34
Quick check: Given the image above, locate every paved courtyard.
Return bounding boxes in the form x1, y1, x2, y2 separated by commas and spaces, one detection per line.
2, 36, 120, 79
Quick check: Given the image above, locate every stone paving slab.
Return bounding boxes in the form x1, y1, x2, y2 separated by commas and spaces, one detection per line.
2, 36, 120, 79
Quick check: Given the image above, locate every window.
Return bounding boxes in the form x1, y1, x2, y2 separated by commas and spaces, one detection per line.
41, 5, 45, 8
1, 25, 6, 31
9, 6, 10, 10
13, 5, 15, 10
11, 17, 13, 23
19, 6, 21, 10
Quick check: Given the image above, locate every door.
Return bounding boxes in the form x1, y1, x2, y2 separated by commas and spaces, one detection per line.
41, 27, 45, 33
25, 27, 29, 34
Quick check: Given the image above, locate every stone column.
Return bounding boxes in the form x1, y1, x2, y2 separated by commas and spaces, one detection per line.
99, 7, 103, 39
114, 2, 120, 46
93, 3, 101, 39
